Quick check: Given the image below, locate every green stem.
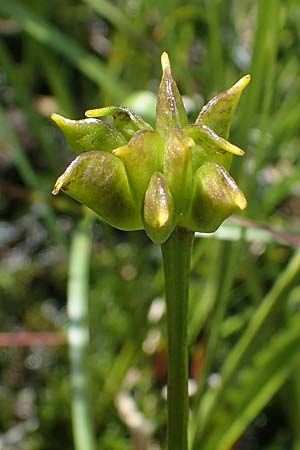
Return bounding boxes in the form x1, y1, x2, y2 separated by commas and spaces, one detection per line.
67, 212, 96, 450
161, 227, 194, 450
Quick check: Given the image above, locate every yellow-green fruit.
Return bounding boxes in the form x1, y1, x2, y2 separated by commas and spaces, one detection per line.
52, 151, 142, 231
181, 162, 247, 232
52, 52, 250, 244
143, 172, 175, 244
163, 129, 194, 216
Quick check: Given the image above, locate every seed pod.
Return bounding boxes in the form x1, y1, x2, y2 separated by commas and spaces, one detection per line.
143, 172, 175, 244
195, 75, 250, 171
181, 162, 247, 232
163, 129, 193, 216
51, 114, 126, 154
195, 75, 251, 139
156, 52, 188, 135
52, 151, 142, 231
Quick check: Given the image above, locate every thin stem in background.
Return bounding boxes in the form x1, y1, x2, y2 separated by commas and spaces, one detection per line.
67, 212, 96, 450
162, 228, 194, 450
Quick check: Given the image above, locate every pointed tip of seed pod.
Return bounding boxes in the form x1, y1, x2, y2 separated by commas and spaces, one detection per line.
161, 51, 170, 71
236, 192, 247, 210
51, 186, 59, 196
112, 146, 125, 158
231, 74, 251, 93
51, 113, 64, 125
51, 113, 74, 129
50, 112, 59, 122
85, 108, 99, 118
85, 106, 112, 118
52, 175, 64, 196
243, 74, 251, 83
227, 142, 245, 156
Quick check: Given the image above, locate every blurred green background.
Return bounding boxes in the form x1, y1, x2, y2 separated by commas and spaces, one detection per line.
1, 1, 300, 449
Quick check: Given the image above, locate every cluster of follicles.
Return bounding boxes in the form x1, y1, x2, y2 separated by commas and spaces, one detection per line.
52, 53, 249, 244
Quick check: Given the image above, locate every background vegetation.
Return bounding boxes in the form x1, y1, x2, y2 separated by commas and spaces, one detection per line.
1, 1, 300, 449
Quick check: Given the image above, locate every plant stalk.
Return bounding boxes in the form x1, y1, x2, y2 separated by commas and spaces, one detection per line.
161, 227, 194, 450
67, 212, 96, 450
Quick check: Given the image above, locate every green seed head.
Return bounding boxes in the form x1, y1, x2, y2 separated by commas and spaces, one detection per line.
52, 53, 249, 243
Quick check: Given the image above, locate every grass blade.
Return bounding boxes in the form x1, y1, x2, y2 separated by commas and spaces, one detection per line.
0, 0, 129, 101
203, 319, 300, 450
190, 247, 300, 448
